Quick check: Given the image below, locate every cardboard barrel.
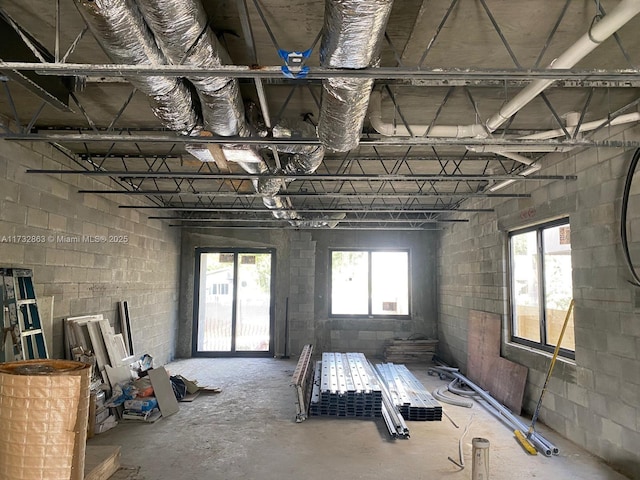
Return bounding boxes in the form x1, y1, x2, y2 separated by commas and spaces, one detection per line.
0, 360, 91, 480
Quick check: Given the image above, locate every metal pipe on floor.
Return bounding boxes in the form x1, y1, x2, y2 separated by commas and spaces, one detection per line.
430, 367, 557, 456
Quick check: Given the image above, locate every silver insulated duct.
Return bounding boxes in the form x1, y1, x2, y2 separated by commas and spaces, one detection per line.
274, 121, 325, 175
318, 0, 393, 152
73, 0, 199, 135
135, 0, 246, 136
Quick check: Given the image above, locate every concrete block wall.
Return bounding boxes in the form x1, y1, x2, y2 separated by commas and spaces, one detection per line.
287, 231, 316, 355
177, 228, 438, 360
437, 123, 640, 479
313, 230, 439, 358
177, 229, 290, 357
0, 138, 181, 365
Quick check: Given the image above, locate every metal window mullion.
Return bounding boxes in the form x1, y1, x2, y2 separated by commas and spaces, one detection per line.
231, 253, 239, 353
368, 252, 373, 316
508, 233, 517, 343
537, 228, 547, 347
192, 250, 204, 355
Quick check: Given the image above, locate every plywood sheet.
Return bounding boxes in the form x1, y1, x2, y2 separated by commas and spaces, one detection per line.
84, 445, 121, 480
467, 310, 527, 415
486, 356, 528, 414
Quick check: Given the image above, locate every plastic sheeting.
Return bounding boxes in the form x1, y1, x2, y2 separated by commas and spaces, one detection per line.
73, 0, 199, 135
136, 0, 245, 136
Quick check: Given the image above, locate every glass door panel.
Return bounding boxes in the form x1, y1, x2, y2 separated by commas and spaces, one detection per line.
195, 250, 273, 355
235, 254, 271, 352
196, 253, 234, 352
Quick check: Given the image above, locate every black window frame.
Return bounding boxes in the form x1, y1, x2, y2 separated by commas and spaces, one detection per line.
508, 218, 575, 359
329, 248, 411, 318
192, 247, 276, 357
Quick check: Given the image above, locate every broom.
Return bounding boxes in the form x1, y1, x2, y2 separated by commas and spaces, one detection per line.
515, 299, 575, 454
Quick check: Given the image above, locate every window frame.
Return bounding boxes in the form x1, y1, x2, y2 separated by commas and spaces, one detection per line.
329, 248, 411, 318
508, 218, 575, 359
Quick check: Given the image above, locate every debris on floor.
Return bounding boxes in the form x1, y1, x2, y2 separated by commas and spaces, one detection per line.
64, 307, 219, 433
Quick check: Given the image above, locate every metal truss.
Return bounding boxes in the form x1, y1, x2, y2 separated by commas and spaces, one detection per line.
1, 0, 638, 230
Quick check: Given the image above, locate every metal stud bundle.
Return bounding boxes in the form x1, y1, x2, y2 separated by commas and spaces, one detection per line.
376, 363, 442, 421
310, 352, 382, 417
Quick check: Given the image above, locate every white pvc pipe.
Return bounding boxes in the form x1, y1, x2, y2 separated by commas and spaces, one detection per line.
368, 91, 487, 138
485, 0, 640, 132
466, 145, 575, 153
488, 151, 535, 166
488, 164, 541, 192
520, 112, 640, 140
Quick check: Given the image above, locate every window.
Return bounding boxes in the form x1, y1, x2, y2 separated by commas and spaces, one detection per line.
330, 250, 409, 316
509, 220, 575, 357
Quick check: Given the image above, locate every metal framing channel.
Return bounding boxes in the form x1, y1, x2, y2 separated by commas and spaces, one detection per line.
291, 343, 314, 422
376, 363, 442, 421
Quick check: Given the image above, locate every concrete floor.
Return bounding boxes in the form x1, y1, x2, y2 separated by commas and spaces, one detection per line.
90, 358, 629, 480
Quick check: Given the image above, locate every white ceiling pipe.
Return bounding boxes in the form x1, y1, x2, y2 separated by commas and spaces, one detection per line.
488, 151, 535, 166
520, 112, 640, 140
368, 91, 487, 138
467, 145, 575, 153
484, 0, 640, 133
489, 164, 542, 192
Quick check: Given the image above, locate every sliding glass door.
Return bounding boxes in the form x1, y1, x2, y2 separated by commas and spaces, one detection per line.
193, 249, 274, 356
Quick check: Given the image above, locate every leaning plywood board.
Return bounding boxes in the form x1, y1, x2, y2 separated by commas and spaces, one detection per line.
84, 445, 121, 480
148, 367, 179, 417
467, 310, 527, 415
486, 356, 528, 414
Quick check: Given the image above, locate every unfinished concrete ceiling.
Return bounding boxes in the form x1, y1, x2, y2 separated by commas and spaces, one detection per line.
1, 0, 639, 229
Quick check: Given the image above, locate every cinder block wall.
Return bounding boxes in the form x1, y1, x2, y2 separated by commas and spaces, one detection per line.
177, 229, 438, 359
0, 138, 181, 364
287, 231, 316, 356
177, 229, 291, 357
437, 124, 640, 478
313, 230, 439, 358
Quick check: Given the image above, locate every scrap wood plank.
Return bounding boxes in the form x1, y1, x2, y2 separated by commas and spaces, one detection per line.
467, 310, 527, 415
84, 445, 121, 480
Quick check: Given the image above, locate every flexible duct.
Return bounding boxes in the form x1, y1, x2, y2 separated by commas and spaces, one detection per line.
134, 0, 337, 225
318, 0, 393, 152
273, 121, 326, 174
73, 0, 199, 135
135, 0, 246, 136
